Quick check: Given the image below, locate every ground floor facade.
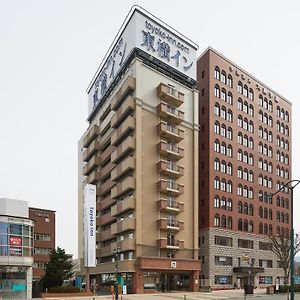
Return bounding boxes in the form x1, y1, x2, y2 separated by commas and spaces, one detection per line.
199, 228, 286, 290
83, 256, 201, 294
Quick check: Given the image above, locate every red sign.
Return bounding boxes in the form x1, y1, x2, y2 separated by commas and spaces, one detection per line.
9, 236, 22, 246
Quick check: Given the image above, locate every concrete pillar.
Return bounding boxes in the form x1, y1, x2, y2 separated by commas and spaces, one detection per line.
190, 270, 200, 292
133, 268, 144, 294
26, 267, 33, 299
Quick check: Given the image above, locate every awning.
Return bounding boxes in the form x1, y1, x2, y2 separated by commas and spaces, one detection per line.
233, 267, 264, 274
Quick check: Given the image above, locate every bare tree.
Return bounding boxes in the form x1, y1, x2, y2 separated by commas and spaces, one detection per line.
269, 234, 300, 285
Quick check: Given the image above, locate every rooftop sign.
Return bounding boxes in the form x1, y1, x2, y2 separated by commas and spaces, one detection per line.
87, 6, 198, 117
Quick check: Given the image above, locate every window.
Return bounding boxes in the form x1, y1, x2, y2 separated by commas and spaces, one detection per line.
249, 88, 254, 100
215, 275, 232, 285
214, 139, 220, 152
259, 242, 273, 251
214, 84, 220, 97
214, 67, 220, 80
238, 238, 254, 249
238, 218, 243, 230
215, 256, 232, 266
227, 75, 233, 88
214, 195, 220, 208
214, 235, 233, 247
238, 81, 243, 94
214, 121, 220, 134
259, 259, 273, 268
221, 71, 226, 84
243, 85, 248, 97
227, 92, 233, 104
214, 214, 220, 227
259, 276, 273, 284
238, 201, 243, 213
214, 158, 220, 171
214, 177, 220, 189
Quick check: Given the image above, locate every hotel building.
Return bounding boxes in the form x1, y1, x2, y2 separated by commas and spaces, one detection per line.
78, 6, 200, 293
197, 48, 292, 289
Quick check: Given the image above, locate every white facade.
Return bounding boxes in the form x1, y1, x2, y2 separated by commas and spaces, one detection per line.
0, 198, 34, 299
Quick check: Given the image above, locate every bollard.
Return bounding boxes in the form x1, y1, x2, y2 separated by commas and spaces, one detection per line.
184, 295, 187, 300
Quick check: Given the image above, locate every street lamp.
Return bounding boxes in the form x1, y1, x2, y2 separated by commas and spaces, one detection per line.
266, 180, 300, 300
113, 247, 121, 300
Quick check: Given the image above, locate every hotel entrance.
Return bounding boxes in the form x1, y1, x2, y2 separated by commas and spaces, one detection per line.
143, 272, 190, 292
159, 273, 190, 292
135, 257, 201, 293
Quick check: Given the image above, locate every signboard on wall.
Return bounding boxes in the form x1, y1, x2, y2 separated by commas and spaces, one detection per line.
10, 247, 22, 256
9, 236, 22, 246
83, 184, 96, 267
87, 6, 198, 117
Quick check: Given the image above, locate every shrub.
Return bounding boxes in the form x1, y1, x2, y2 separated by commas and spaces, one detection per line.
278, 285, 300, 293
48, 286, 81, 293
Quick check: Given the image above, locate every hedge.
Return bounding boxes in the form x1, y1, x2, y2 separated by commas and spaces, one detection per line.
48, 286, 81, 293
279, 285, 300, 293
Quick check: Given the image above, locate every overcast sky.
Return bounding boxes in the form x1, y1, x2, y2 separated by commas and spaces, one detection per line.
0, 0, 299, 258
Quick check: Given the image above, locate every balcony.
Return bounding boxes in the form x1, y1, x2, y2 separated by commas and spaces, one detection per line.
97, 213, 116, 226
111, 136, 135, 163
111, 116, 135, 146
157, 219, 184, 232
111, 197, 135, 217
100, 144, 115, 164
83, 140, 100, 162
99, 229, 115, 242
111, 97, 135, 128
158, 180, 184, 196
111, 176, 135, 199
99, 180, 115, 196
98, 196, 115, 211
83, 155, 101, 176
157, 83, 184, 107
158, 122, 184, 142
157, 238, 184, 250
157, 102, 184, 124
99, 162, 115, 179
158, 141, 184, 161
83, 124, 100, 148
98, 245, 113, 258
111, 156, 135, 181
111, 77, 136, 111
157, 198, 184, 214
157, 161, 184, 178
84, 170, 101, 185
111, 218, 135, 235
111, 239, 135, 252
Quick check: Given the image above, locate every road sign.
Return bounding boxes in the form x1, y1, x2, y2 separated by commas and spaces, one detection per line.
294, 275, 300, 284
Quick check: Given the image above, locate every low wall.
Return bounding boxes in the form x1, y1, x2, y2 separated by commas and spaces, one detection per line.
42, 292, 94, 298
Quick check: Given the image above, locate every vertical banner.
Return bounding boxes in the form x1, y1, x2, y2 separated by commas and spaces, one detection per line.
83, 184, 96, 267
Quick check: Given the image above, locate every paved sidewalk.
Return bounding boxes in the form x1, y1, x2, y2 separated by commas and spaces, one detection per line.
39, 288, 269, 300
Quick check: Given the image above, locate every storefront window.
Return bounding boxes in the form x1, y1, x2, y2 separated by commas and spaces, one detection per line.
259, 276, 273, 284
9, 224, 22, 235
23, 225, 30, 236
0, 234, 8, 245
144, 272, 157, 290
0, 221, 33, 258
0, 223, 8, 234
215, 275, 232, 285
0, 246, 9, 256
